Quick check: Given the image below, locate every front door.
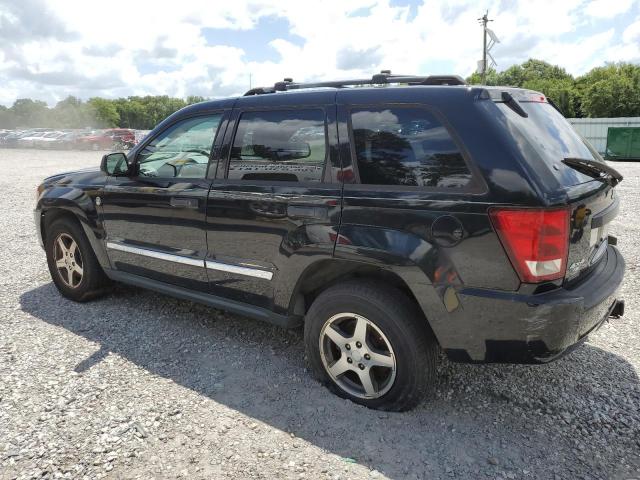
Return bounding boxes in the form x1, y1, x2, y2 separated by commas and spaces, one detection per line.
102, 112, 226, 292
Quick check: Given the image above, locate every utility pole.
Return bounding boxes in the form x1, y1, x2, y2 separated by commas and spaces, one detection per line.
477, 11, 499, 84
478, 11, 490, 84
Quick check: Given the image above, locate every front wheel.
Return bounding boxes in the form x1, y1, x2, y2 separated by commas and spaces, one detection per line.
304, 281, 438, 411
45, 217, 110, 302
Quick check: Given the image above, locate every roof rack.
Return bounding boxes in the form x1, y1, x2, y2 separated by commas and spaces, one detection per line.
243, 71, 466, 96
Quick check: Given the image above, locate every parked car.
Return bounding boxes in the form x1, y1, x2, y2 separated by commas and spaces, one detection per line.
48, 131, 89, 150
33, 131, 65, 148
0, 131, 25, 147
76, 128, 135, 150
0, 131, 13, 143
34, 73, 625, 411
75, 130, 110, 150
107, 128, 136, 148
17, 131, 51, 148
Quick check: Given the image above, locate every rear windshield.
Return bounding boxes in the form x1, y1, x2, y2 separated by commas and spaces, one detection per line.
497, 101, 600, 186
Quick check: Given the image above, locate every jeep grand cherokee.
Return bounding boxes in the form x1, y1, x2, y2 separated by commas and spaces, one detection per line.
35, 72, 625, 411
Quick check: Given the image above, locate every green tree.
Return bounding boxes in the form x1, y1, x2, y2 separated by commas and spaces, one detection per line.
1, 94, 202, 129
518, 59, 572, 83
114, 98, 146, 129
0, 105, 16, 129
522, 78, 579, 117
467, 59, 572, 87
186, 95, 207, 105
581, 76, 639, 117
88, 98, 120, 127
10, 98, 50, 127
466, 68, 500, 85
52, 96, 96, 128
577, 63, 640, 117
467, 58, 580, 116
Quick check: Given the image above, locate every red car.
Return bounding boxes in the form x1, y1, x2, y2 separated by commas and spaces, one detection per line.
76, 129, 135, 150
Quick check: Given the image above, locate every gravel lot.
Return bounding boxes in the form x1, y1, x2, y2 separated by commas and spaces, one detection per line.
0, 148, 638, 480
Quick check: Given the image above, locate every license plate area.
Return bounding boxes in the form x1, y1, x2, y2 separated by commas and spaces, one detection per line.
589, 224, 609, 266
590, 223, 609, 248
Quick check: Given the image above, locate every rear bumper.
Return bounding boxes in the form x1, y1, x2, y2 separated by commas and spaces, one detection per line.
444, 245, 625, 363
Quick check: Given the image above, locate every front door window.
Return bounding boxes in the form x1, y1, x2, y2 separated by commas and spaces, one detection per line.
137, 115, 223, 179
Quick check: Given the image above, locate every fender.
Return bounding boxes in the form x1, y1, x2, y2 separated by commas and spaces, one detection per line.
271, 222, 339, 316
36, 178, 111, 271
288, 223, 465, 348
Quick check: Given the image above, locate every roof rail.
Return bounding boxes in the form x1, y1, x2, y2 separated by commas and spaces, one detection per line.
243, 71, 466, 96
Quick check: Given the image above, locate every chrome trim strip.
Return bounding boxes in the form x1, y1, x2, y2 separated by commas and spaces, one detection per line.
205, 260, 273, 280
106, 241, 204, 268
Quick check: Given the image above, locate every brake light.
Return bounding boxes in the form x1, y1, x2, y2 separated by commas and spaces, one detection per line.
489, 208, 569, 283
521, 92, 547, 102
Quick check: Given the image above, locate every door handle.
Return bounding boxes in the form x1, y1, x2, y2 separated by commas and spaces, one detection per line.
170, 197, 198, 209
287, 205, 328, 220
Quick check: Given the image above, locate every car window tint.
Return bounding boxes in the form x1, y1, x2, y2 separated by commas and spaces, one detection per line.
497, 102, 596, 186
350, 107, 471, 188
229, 109, 326, 183
137, 115, 222, 179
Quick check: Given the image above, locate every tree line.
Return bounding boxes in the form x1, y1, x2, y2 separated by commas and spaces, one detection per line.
1, 59, 639, 129
467, 59, 640, 118
0, 95, 207, 130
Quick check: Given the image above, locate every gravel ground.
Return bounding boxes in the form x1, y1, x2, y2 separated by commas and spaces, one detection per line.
0, 148, 638, 480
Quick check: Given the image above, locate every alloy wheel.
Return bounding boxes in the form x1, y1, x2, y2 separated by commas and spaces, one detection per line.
319, 313, 397, 399
53, 233, 84, 288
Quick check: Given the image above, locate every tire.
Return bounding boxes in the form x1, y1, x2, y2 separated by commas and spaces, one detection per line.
304, 280, 438, 411
45, 217, 110, 302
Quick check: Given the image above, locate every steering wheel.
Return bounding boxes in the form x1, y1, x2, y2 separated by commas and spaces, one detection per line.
175, 157, 202, 177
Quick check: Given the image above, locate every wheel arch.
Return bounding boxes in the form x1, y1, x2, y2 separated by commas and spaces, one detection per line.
39, 200, 111, 270
288, 258, 444, 345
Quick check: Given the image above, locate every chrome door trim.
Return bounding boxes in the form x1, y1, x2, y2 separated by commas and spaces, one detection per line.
205, 260, 273, 280
106, 241, 273, 280
106, 241, 204, 268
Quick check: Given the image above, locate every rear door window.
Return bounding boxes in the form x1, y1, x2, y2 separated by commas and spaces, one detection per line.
349, 106, 472, 188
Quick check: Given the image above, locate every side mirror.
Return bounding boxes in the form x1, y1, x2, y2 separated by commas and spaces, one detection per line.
101, 152, 130, 176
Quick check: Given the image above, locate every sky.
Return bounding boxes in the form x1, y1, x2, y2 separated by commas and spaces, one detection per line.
0, 0, 639, 106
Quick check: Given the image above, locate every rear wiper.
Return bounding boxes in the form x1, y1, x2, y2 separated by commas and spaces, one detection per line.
562, 158, 623, 187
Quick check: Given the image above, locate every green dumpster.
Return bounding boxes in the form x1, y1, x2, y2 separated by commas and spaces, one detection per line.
605, 127, 640, 161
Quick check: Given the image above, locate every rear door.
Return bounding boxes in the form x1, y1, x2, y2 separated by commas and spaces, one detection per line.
102, 112, 227, 292
205, 96, 342, 311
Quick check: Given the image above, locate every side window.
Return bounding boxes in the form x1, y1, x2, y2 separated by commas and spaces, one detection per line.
229, 109, 326, 183
350, 107, 472, 188
137, 114, 222, 179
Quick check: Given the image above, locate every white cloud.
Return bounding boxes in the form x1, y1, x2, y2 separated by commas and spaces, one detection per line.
0, 0, 639, 106
585, 0, 634, 18
623, 19, 640, 42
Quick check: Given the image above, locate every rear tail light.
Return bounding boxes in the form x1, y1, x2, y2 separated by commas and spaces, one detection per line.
489, 208, 570, 283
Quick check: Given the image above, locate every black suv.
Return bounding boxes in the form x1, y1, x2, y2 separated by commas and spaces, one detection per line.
35, 73, 625, 411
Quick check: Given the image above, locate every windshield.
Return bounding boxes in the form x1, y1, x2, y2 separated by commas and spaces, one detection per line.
497, 101, 600, 186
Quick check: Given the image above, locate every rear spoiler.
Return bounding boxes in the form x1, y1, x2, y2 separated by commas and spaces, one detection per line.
486, 88, 547, 103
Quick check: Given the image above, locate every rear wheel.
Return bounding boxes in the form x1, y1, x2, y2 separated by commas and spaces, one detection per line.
304, 281, 438, 411
45, 217, 110, 301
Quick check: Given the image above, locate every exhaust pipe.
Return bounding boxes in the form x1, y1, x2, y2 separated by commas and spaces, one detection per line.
610, 299, 625, 319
